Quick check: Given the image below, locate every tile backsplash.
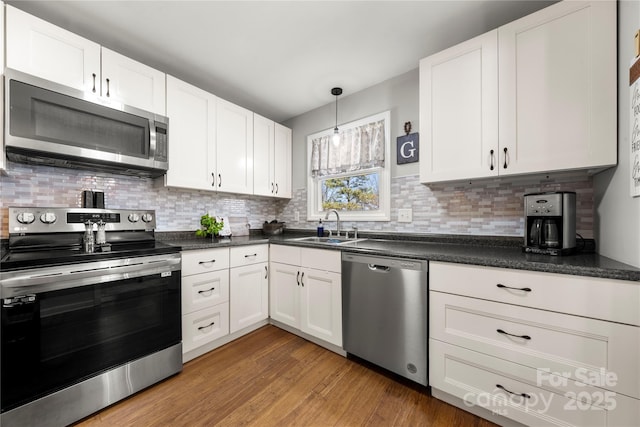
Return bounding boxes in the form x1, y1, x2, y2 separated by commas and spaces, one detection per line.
0, 163, 594, 240
0, 163, 288, 238
278, 173, 594, 238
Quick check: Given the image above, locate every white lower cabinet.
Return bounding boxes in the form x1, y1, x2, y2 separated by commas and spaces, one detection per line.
183, 304, 229, 354
229, 245, 269, 334
431, 340, 639, 427
181, 248, 230, 355
429, 261, 640, 426
269, 245, 342, 348
181, 244, 270, 361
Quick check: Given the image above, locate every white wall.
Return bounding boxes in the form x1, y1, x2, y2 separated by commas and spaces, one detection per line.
594, 0, 640, 267
283, 69, 420, 190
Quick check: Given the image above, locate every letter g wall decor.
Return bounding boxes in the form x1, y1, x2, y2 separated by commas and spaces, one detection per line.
397, 121, 419, 164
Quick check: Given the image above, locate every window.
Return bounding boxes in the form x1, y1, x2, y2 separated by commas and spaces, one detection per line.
307, 110, 390, 221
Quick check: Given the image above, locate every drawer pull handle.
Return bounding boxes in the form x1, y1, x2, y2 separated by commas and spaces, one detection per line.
496, 384, 530, 399
198, 321, 215, 331
497, 329, 531, 340
198, 287, 216, 295
497, 284, 531, 292
244, 253, 258, 258
198, 259, 216, 265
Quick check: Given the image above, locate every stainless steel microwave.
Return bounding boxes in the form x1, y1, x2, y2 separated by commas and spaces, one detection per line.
4, 69, 169, 177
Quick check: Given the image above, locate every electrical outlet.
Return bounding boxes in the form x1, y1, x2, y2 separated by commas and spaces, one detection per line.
398, 208, 412, 223
294, 211, 300, 222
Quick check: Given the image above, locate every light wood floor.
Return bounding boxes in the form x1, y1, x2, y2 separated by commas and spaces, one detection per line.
75, 325, 497, 426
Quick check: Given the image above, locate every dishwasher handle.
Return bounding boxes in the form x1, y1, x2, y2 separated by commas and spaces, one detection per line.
367, 264, 390, 272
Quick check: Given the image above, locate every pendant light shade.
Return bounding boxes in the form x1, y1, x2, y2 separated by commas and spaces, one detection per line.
331, 87, 342, 146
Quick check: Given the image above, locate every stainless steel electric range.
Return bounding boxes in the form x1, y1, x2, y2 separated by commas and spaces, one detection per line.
0, 207, 182, 427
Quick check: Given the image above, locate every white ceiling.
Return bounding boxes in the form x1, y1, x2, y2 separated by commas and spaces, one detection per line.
7, 0, 556, 123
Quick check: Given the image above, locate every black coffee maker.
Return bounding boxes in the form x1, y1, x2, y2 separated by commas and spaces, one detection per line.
523, 191, 576, 255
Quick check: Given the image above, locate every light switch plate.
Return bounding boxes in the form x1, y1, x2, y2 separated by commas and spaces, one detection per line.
398, 208, 412, 223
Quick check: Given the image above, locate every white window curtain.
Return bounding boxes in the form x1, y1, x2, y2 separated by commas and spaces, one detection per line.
310, 119, 385, 177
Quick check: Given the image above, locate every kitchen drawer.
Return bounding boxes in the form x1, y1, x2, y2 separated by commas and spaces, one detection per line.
230, 244, 268, 268
430, 339, 639, 427
301, 248, 340, 273
182, 269, 229, 314
430, 291, 640, 399
430, 261, 640, 326
182, 303, 229, 353
270, 244, 301, 266
182, 248, 230, 276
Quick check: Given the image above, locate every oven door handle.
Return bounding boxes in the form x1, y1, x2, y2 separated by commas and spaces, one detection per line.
0, 254, 181, 297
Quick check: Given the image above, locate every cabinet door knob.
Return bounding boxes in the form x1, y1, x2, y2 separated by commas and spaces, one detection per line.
496, 384, 530, 399
496, 284, 531, 292
497, 328, 531, 340
197, 321, 215, 331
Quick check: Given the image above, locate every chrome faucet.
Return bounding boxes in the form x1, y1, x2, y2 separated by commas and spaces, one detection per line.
324, 209, 341, 237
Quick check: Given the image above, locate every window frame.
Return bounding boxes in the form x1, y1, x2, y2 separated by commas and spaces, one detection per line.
306, 110, 391, 222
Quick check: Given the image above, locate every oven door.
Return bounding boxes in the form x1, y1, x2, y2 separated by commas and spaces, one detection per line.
0, 254, 181, 413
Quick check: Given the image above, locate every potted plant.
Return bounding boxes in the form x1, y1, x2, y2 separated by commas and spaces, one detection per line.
196, 214, 224, 240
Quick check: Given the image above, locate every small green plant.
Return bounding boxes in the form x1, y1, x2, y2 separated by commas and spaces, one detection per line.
195, 214, 224, 238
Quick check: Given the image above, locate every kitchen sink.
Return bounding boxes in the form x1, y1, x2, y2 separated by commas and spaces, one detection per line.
288, 236, 368, 245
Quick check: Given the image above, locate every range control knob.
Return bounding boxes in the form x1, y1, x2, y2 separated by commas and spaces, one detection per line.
128, 213, 140, 223
17, 212, 36, 224
141, 213, 153, 223
40, 212, 57, 224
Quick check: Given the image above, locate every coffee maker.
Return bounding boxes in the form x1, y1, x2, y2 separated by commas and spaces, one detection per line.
523, 191, 576, 255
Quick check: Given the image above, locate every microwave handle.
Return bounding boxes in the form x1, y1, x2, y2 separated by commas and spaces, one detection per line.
149, 119, 157, 159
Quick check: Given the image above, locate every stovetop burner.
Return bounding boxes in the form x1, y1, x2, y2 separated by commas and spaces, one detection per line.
1, 207, 180, 271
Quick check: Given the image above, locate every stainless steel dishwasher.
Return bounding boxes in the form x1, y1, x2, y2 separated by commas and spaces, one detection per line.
342, 252, 428, 386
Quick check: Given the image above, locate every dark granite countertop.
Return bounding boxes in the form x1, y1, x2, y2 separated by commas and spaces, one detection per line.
158, 230, 640, 282
156, 231, 270, 250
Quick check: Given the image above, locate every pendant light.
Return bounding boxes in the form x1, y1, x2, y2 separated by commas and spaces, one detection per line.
331, 87, 342, 146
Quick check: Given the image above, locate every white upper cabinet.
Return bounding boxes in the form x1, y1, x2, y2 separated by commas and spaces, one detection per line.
6, 5, 100, 93
419, 30, 498, 182
165, 75, 217, 191
254, 115, 292, 198
100, 48, 166, 115
253, 114, 275, 197
419, 0, 616, 184
216, 99, 254, 195
273, 123, 292, 198
6, 5, 166, 115
498, 0, 616, 175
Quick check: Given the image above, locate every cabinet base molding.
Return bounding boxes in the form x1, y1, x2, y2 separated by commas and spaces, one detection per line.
269, 319, 346, 357
431, 388, 527, 427
183, 319, 269, 363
